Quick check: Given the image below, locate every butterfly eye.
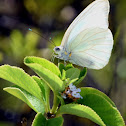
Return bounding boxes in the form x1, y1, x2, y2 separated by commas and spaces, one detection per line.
55, 47, 60, 51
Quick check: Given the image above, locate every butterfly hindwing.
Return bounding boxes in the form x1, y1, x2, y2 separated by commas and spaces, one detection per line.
68, 28, 113, 69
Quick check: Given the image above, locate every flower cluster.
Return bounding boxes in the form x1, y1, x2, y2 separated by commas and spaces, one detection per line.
61, 83, 83, 100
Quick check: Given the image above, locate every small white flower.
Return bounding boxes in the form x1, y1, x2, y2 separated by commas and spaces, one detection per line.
72, 92, 80, 98
76, 88, 81, 92
69, 83, 76, 91
61, 94, 67, 99
80, 96, 83, 99
72, 91, 83, 99
66, 89, 70, 94
61, 83, 83, 100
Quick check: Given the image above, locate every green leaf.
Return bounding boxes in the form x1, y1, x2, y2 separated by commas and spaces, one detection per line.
66, 68, 80, 80
32, 76, 50, 110
32, 113, 64, 126
57, 104, 105, 126
58, 63, 65, 74
78, 87, 125, 126
4, 86, 45, 114
24, 56, 61, 77
47, 116, 64, 126
32, 113, 46, 126
57, 95, 65, 106
61, 69, 66, 80
24, 61, 65, 93
67, 78, 78, 86
58, 63, 74, 74
74, 67, 87, 86
65, 64, 74, 70
79, 87, 115, 107
0, 65, 42, 100
32, 76, 46, 101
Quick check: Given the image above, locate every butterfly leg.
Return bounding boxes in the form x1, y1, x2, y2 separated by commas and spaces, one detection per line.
51, 52, 55, 62
52, 54, 62, 63
64, 60, 66, 66
51, 55, 55, 62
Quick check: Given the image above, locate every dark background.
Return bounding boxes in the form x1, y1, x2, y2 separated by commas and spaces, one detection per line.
0, 0, 126, 125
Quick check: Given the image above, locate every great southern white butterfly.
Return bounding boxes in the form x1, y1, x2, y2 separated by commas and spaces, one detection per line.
53, 0, 113, 69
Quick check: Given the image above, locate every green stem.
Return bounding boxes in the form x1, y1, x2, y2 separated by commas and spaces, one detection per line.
45, 86, 50, 112
51, 93, 59, 114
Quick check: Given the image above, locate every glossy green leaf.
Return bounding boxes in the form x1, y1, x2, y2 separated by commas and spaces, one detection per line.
4, 86, 45, 114
32, 76, 50, 112
61, 69, 66, 80
24, 56, 61, 77
78, 87, 125, 126
24, 62, 65, 92
58, 63, 74, 74
66, 68, 80, 80
58, 63, 65, 74
32, 113, 64, 126
67, 78, 78, 86
79, 87, 115, 106
47, 116, 64, 126
0, 65, 42, 100
74, 67, 87, 86
57, 104, 105, 126
32, 76, 46, 101
32, 113, 46, 126
57, 95, 65, 106
65, 64, 74, 70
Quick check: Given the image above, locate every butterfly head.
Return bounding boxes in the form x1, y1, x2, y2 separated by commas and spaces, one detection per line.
53, 46, 63, 55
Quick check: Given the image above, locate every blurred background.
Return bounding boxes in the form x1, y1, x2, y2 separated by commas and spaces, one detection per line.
0, 0, 126, 125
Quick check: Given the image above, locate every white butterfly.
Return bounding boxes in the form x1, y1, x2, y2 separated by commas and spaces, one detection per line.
53, 0, 113, 69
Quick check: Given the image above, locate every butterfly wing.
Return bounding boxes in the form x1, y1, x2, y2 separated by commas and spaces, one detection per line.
68, 28, 113, 69
59, 0, 113, 69
61, 0, 110, 47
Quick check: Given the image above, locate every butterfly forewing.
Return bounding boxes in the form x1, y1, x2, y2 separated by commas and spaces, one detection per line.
61, 0, 110, 47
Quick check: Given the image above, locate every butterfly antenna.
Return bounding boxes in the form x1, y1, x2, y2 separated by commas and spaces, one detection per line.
28, 28, 56, 47
49, 37, 56, 46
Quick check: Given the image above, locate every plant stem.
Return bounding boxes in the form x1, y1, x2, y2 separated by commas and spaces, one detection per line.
45, 86, 50, 112
51, 92, 59, 114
